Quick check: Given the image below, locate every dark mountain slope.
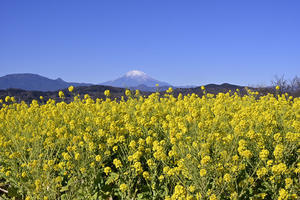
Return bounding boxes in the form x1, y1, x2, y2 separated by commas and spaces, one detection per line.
0, 73, 91, 91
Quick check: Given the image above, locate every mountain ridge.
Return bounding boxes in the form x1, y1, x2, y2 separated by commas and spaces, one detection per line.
0, 72, 246, 93
0, 73, 92, 91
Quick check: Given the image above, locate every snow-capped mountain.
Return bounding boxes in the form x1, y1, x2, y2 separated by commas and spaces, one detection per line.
101, 70, 171, 88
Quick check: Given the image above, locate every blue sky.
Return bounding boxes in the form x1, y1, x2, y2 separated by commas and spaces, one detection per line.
0, 0, 299, 86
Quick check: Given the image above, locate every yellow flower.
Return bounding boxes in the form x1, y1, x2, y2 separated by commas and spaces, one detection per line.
201, 155, 211, 165
84, 94, 90, 99
256, 167, 268, 178
272, 163, 287, 174
274, 133, 282, 142
267, 160, 273, 166
95, 155, 101, 162
291, 194, 297, 199
90, 162, 95, 168
74, 152, 80, 160
35, 179, 41, 191
196, 192, 202, 199
58, 91, 65, 98
163, 166, 170, 175
276, 85, 280, 90
158, 175, 164, 182
80, 167, 86, 174
113, 146, 118, 152
62, 152, 71, 160
172, 184, 186, 199
232, 155, 239, 161
133, 162, 143, 174
143, 171, 150, 180
278, 188, 288, 200
68, 85, 74, 92
104, 90, 110, 96
285, 132, 298, 142
200, 169, 207, 177
147, 159, 155, 168
135, 89, 140, 96
230, 192, 238, 200
5, 171, 11, 176
55, 176, 63, 183
146, 136, 153, 145
223, 173, 231, 183
166, 87, 173, 93
104, 167, 112, 175
189, 185, 196, 193
257, 193, 267, 199
240, 150, 252, 159
21, 172, 27, 177
285, 178, 293, 189
5, 96, 10, 102
120, 183, 128, 193
273, 144, 284, 160
259, 149, 269, 161
209, 194, 218, 200
113, 159, 122, 168
125, 89, 131, 96
129, 140, 136, 149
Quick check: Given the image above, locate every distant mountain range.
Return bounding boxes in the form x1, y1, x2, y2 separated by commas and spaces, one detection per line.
0, 73, 92, 91
1, 71, 299, 103
0, 71, 178, 92
0, 71, 245, 92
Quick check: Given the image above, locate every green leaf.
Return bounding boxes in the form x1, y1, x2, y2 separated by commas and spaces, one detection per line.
60, 186, 69, 193
60, 194, 68, 200
105, 172, 119, 185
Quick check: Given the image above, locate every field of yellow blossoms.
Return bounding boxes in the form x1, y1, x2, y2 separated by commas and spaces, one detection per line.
0, 86, 299, 200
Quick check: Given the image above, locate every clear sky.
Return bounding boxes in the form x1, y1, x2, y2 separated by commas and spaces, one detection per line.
0, 0, 299, 86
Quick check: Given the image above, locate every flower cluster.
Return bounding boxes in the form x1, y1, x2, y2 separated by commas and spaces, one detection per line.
0, 88, 299, 199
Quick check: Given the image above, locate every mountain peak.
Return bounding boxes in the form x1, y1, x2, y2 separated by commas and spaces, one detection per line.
55, 78, 64, 82
101, 70, 171, 88
125, 70, 147, 78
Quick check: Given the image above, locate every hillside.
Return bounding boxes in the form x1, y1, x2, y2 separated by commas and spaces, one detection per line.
0, 73, 92, 91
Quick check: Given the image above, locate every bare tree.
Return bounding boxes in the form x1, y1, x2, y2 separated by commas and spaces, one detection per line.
289, 76, 300, 92
271, 75, 300, 93
271, 75, 290, 92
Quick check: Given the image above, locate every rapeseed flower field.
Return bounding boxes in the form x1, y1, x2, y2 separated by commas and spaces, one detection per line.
0, 87, 299, 199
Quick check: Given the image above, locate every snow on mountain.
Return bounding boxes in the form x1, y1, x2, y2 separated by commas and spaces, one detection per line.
101, 70, 171, 88
125, 70, 147, 78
